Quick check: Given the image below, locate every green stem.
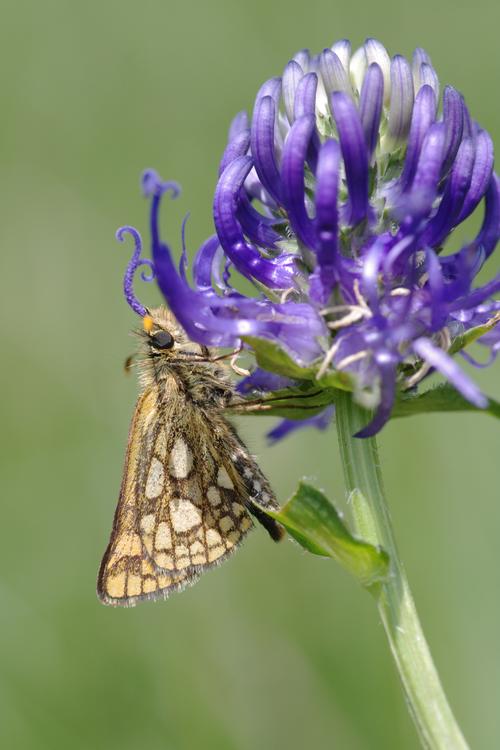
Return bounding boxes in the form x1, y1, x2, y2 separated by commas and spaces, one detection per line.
335, 390, 469, 750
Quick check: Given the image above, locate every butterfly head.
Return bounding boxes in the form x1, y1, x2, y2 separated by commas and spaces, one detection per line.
142, 306, 188, 354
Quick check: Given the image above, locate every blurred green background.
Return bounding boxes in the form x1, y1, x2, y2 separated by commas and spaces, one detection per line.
1, 1, 499, 748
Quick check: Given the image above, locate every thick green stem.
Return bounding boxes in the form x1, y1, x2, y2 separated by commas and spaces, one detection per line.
335, 390, 469, 750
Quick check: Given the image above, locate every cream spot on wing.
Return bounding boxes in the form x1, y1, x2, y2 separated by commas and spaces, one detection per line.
220, 516, 234, 533
206, 528, 222, 547
143, 578, 157, 594
176, 544, 189, 557
232, 502, 244, 517
190, 540, 204, 555
141, 557, 155, 576
146, 457, 164, 499
106, 572, 126, 598
207, 486, 221, 506
191, 553, 206, 565
208, 545, 224, 562
155, 430, 167, 460
168, 438, 193, 478
241, 517, 252, 532
228, 529, 241, 545
140, 513, 156, 535
171, 498, 202, 533
176, 557, 190, 570
127, 575, 142, 597
217, 466, 234, 489
155, 552, 175, 570
155, 522, 172, 550
114, 532, 142, 557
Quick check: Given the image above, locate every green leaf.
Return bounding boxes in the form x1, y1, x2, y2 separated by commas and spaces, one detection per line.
243, 336, 353, 390
393, 383, 500, 420
263, 481, 390, 588
448, 313, 500, 355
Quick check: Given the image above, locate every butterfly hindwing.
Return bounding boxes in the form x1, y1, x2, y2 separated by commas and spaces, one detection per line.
137, 401, 255, 578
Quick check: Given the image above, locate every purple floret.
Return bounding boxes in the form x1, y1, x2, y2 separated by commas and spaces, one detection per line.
117, 38, 500, 438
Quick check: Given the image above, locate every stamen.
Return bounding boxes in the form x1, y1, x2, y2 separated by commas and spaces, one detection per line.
353, 278, 372, 314
116, 226, 155, 317
230, 348, 251, 377
403, 360, 432, 389
316, 339, 341, 379
403, 327, 452, 389
327, 308, 367, 329
280, 287, 297, 303
336, 350, 369, 370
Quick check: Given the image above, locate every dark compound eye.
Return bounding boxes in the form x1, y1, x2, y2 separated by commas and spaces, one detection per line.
151, 330, 175, 350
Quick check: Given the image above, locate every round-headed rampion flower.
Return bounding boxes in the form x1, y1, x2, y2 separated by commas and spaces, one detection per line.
119, 38, 500, 436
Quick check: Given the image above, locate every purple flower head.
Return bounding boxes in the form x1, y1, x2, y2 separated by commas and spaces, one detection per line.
118, 39, 500, 437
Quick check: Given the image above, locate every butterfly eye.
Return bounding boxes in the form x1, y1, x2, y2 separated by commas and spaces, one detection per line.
151, 331, 175, 350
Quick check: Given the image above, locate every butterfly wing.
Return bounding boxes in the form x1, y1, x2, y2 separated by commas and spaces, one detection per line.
97, 387, 193, 605
97, 385, 259, 607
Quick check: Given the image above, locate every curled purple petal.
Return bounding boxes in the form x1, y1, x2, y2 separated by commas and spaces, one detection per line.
425, 248, 445, 330
387, 55, 414, 146
420, 137, 474, 247
331, 39, 351, 69
237, 369, 295, 394
267, 405, 334, 444
319, 49, 352, 97
355, 352, 398, 438
214, 156, 296, 288
228, 111, 249, 142
442, 86, 465, 174
418, 63, 439, 101
398, 122, 445, 219
456, 130, 494, 223
236, 193, 281, 247
283, 60, 304, 124
359, 63, 384, 156
293, 73, 320, 171
281, 114, 317, 249
117, 225, 154, 317
364, 38, 391, 104
294, 72, 318, 119
398, 85, 437, 192
331, 91, 369, 224
251, 95, 282, 204
310, 139, 340, 302
412, 337, 487, 408
142, 169, 180, 199
219, 129, 250, 175
192, 235, 221, 290
477, 174, 500, 260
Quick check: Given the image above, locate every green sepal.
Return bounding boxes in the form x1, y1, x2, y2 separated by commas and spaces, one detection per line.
393, 383, 500, 420
262, 481, 390, 588
448, 314, 500, 355
242, 336, 353, 390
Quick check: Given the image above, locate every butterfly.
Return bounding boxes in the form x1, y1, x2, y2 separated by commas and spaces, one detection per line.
97, 306, 283, 606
